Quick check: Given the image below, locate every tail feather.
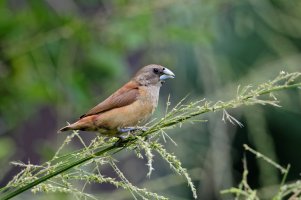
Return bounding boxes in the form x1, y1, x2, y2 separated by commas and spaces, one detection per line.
58, 126, 72, 133
58, 116, 96, 133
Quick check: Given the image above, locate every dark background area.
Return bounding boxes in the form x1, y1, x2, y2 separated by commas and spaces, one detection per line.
0, 0, 301, 199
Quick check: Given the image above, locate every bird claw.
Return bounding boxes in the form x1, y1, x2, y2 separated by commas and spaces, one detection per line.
114, 127, 148, 147
118, 127, 148, 133
140, 127, 148, 132
118, 127, 136, 133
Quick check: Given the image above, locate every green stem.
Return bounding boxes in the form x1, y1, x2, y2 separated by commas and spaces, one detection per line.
1, 145, 116, 200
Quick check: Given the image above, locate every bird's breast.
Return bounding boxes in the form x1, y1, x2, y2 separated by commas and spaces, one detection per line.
138, 85, 160, 113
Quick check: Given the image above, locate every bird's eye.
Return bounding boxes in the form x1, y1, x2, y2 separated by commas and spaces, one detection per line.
153, 68, 159, 74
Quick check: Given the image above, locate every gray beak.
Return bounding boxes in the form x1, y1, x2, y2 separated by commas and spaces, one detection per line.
160, 68, 175, 80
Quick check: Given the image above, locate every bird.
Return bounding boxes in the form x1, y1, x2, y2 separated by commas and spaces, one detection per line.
58, 64, 175, 138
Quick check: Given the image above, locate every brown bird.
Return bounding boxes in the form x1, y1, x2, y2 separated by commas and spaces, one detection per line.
58, 64, 175, 137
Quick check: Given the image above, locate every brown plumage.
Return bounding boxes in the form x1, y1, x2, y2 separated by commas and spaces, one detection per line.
58, 64, 175, 136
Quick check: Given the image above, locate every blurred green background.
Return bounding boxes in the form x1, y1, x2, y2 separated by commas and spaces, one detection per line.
0, 0, 301, 199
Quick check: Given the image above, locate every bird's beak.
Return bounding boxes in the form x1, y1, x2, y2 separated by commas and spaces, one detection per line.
160, 68, 175, 80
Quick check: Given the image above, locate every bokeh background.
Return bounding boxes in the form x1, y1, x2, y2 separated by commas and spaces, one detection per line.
0, 0, 301, 199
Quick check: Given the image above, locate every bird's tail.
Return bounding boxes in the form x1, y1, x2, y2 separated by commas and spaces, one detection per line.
58, 116, 95, 133
58, 125, 72, 133
57, 124, 76, 133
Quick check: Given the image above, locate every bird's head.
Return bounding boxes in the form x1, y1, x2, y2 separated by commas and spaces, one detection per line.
133, 64, 175, 86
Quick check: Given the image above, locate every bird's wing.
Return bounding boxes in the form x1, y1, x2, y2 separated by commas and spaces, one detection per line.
80, 81, 139, 118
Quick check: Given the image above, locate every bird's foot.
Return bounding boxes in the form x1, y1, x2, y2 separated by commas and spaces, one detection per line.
118, 127, 136, 133
114, 127, 148, 147
139, 127, 148, 132
118, 126, 148, 133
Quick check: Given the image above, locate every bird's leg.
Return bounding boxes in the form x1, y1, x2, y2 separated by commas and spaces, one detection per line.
114, 127, 149, 147
114, 128, 133, 147
118, 127, 136, 133
138, 126, 148, 132
118, 126, 149, 143
118, 126, 148, 133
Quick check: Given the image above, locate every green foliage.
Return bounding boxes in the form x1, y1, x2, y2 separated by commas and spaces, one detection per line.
221, 144, 292, 200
